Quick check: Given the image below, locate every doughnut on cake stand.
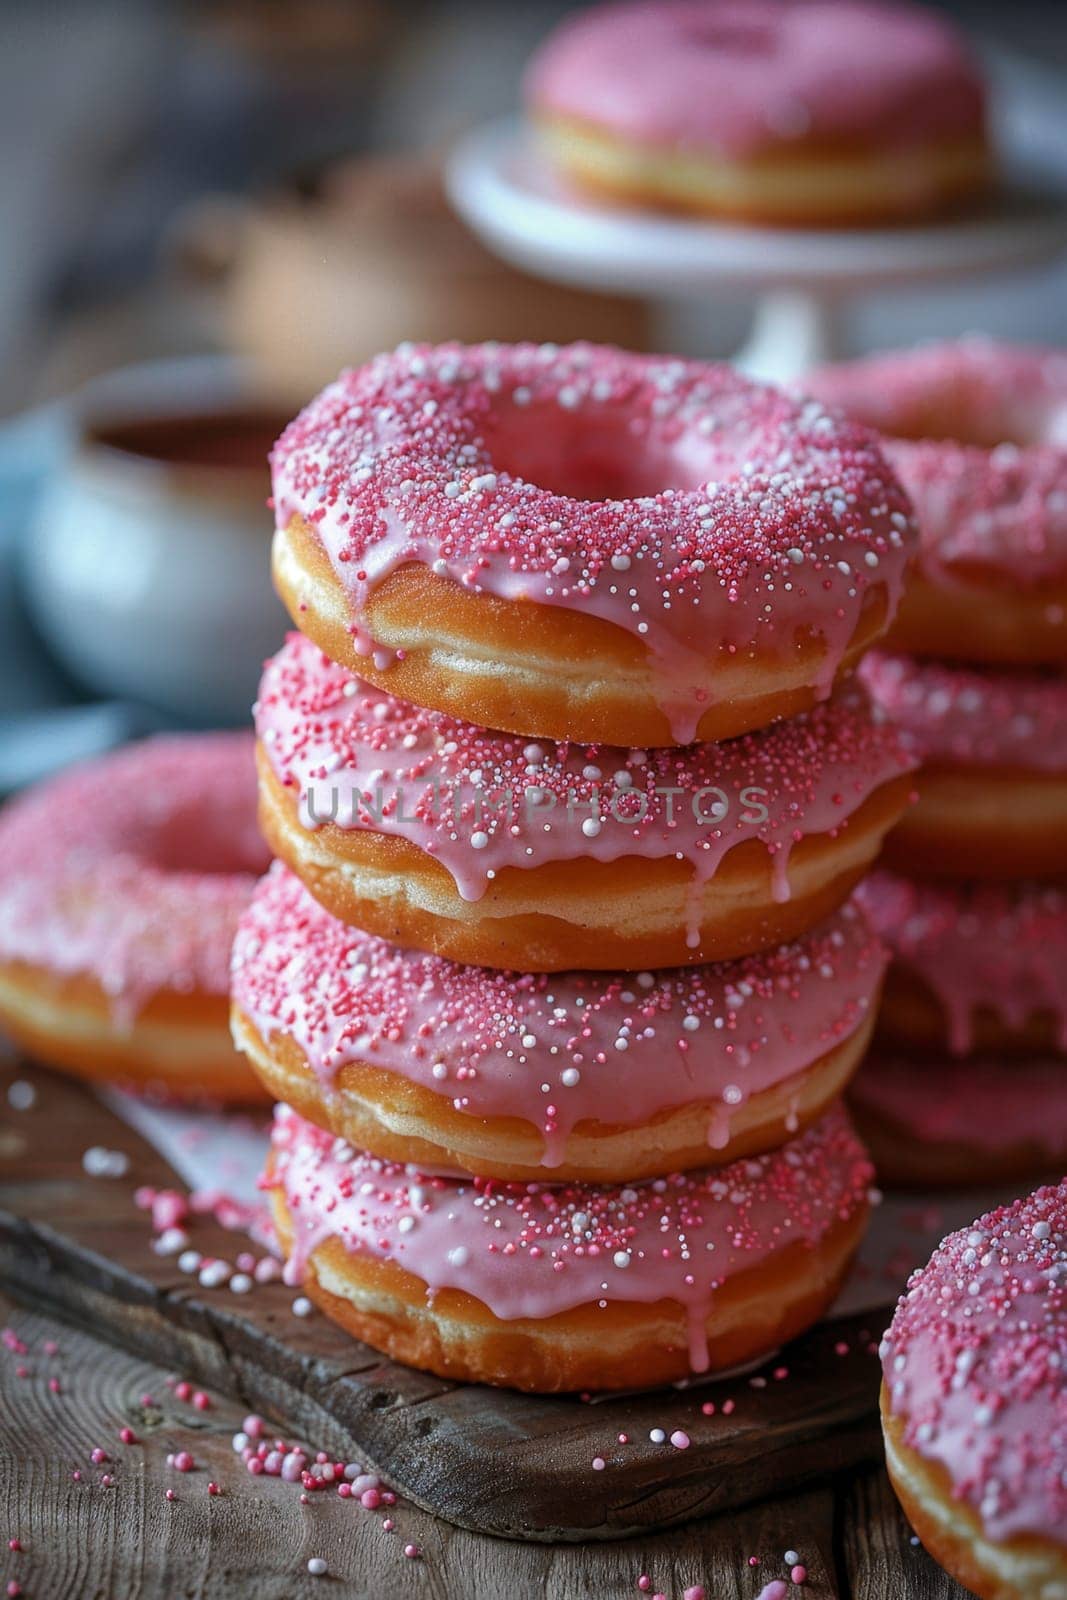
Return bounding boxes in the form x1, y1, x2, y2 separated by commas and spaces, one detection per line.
446, 116, 1067, 383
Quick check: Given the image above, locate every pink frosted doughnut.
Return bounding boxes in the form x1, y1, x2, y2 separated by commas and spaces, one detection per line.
271, 341, 915, 747
231, 860, 886, 1181
880, 1183, 1067, 1598
860, 650, 1067, 879
858, 871, 1067, 1058
850, 1049, 1067, 1188
254, 630, 914, 970
265, 1101, 873, 1391
807, 340, 1067, 666
525, 0, 990, 226
0, 733, 270, 1103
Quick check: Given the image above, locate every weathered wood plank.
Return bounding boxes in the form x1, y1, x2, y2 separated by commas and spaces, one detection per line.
0, 1061, 889, 1542
1, 1293, 851, 1600
841, 1462, 973, 1600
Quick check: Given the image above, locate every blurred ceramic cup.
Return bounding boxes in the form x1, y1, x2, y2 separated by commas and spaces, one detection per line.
179, 154, 651, 406
23, 357, 288, 722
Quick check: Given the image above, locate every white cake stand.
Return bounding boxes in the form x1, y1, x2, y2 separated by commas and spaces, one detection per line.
446, 116, 1067, 382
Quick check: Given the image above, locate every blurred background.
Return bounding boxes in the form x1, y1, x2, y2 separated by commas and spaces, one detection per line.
2, 0, 1066, 788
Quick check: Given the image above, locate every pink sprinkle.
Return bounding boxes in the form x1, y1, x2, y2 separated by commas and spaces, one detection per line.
100, 1474, 113, 1488
71, 1471, 81, 1483
721, 1399, 735, 1415
90, 1449, 108, 1465
43, 1341, 58, 1357
246, 1458, 264, 1476
670, 1430, 690, 1450
243, 1414, 265, 1439
165, 1489, 176, 1502
7, 1540, 20, 1553
592, 1457, 605, 1471
337, 1482, 352, 1499
48, 1377, 61, 1394
684, 1588, 705, 1600
193, 1391, 211, 1412
701, 1401, 716, 1415
757, 1584, 789, 1600
382, 1519, 394, 1532
173, 1451, 195, 1473
748, 1556, 761, 1566
637, 1579, 651, 1592
119, 1428, 137, 1445
360, 1489, 381, 1509
208, 1482, 220, 1496
174, 1381, 192, 1403
7, 1580, 21, 1596
791, 1566, 807, 1585
403, 1544, 420, 1560
618, 1433, 629, 1444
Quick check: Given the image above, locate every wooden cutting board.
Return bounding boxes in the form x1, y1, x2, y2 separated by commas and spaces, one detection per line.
0, 1058, 889, 1542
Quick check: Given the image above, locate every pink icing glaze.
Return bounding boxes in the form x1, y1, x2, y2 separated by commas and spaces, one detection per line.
232, 862, 887, 1167
525, 0, 985, 158
860, 650, 1067, 774
807, 340, 1067, 587
266, 1101, 873, 1373
881, 1181, 1067, 1545
271, 342, 914, 742
858, 872, 1067, 1054
256, 631, 914, 915
0, 734, 267, 1025
852, 1050, 1067, 1159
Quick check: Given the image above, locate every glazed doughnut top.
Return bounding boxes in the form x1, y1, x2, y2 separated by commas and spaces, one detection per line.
257, 631, 914, 904
0, 733, 266, 1023
858, 872, 1067, 1054
271, 342, 914, 741
233, 863, 886, 1164
525, 0, 986, 157
808, 340, 1067, 585
882, 1180, 1067, 1544
860, 651, 1067, 773
268, 1100, 873, 1372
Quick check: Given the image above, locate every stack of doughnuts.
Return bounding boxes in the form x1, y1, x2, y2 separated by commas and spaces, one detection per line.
807, 340, 1067, 1187
233, 339, 917, 1391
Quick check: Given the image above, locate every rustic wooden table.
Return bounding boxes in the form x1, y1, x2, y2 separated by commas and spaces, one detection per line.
0, 1063, 971, 1600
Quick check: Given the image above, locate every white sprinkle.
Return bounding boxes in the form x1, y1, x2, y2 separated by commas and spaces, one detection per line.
613, 1251, 631, 1270
82, 1146, 129, 1178
229, 1274, 253, 1295
307, 1557, 328, 1576
292, 1297, 314, 1318
447, 1246, 470, 1268
153, 1227, 189, 1257
7, 1080, 35, 1111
